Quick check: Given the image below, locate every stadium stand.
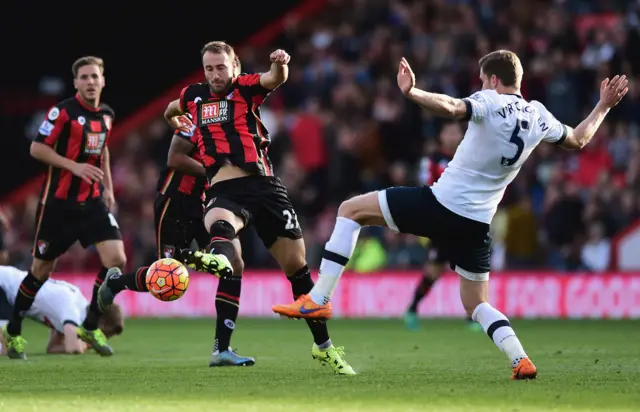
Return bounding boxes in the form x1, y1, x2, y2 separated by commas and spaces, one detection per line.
2, 0, 640, 273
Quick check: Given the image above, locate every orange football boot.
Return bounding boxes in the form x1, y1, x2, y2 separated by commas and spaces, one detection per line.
272, 294, 333, 320
511, 357, 537, 380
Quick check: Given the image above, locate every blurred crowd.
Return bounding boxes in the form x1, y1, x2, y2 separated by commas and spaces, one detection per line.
3, 0, 640, 273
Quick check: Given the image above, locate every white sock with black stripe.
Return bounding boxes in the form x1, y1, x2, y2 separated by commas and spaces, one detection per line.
309, 217, 362, 305
472, 302, 527, 367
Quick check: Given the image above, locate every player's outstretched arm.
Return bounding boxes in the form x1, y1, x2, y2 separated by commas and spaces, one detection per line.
167, 134, 205, 176
397, 58, 468, 119
260, 49, 290, 90
560, 75, 628, 150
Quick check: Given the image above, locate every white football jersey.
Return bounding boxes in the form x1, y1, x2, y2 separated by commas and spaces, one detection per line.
431, 89, 567, 224
0, 266, 88, 333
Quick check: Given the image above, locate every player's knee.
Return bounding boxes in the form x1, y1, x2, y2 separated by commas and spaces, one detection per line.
31, 259, 55, 280
337, 197, 361, 220
209, 220, 236, 240
101, 253, 126, 270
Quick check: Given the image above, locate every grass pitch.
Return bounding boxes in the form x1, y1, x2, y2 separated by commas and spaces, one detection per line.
1, 318, 639, 411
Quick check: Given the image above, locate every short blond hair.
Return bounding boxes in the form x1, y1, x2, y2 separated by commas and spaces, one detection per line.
72, 56, 104, 78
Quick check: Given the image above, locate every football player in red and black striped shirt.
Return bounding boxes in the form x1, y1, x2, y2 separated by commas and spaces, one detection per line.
402, 122, 481, 331
1, 56, 125, 360
155, 41, 354, 372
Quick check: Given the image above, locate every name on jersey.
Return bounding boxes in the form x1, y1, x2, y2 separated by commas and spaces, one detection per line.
200, 101, 229, 125
85, 132, 106, 155
497, 102, 549, 132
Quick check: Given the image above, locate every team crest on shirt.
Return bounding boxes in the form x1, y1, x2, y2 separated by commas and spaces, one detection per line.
162, 246, 175, 258
200, 101, 229, 125
48, 107, 60, 121
85, 132, 106, 155
37, 240, 49, 255
103, 115, 112, 130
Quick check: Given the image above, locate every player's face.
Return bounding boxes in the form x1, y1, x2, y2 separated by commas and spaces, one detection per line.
203, 51, 236, 93
73, 64, 104, 102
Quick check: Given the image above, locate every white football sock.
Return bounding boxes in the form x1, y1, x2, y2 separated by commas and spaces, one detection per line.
309, 217, 361, 305
472, 302, 527, 367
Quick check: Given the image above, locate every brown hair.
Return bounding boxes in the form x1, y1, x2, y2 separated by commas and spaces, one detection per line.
99, 303, 124, 336
201, 41, 236, 60
72, 56, 104, 78
478, 50, 523, 89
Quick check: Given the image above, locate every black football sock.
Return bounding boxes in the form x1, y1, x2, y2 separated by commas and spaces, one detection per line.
82, 267, 109, 330
288, 265, 331, 348
213, 275, 241, 353
108, 266, 150, 294
408, 274, 436, 313
6, 271, 45, 336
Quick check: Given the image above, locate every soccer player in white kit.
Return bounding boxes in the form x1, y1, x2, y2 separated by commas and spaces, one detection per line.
0, 265, 123, 355
272, 50, 628, 380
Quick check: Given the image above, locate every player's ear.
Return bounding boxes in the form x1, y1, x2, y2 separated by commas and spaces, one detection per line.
73, 78, 79, 90
101, 76, 106, 89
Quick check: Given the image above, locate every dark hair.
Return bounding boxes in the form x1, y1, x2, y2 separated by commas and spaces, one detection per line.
478, 50, 523, 89
72, 56, 104, 78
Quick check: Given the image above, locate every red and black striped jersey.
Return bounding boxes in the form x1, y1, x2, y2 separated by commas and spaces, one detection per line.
34, 94, 114, 204
418, 151, 453, 186
156, 126, 207, 199
179, 74, 273, 181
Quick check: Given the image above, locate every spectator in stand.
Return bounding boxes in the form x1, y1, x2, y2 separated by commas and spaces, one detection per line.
3, 0, 640, 272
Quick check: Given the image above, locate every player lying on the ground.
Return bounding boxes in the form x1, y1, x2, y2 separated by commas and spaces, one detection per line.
273, 50, 628, 380
0, 265, 123, 355
99, 41, 355, 373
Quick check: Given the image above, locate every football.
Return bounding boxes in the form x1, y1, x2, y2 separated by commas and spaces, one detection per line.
146, 258, 190, 301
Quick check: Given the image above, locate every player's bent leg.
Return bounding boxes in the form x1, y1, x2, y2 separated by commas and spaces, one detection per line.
184, 208, 243, 277
79, 239, 126, 357
3, 258, 56, 360
459, 274, 536, 380
269, 237, 355, 375
405, 261, 445, 330
272, 192, 388, 319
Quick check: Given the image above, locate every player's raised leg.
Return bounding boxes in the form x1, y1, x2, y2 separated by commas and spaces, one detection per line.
272, 191, 385, 320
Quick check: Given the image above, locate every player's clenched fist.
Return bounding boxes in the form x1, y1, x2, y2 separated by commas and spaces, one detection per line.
270, 49, 290, 65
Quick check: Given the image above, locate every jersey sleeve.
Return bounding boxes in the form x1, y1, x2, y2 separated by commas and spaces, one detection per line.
34, 105, 70, 147
461, 89, 500, 123
103, 106, 115, 146
236, 73, 271, 104
535, 103, 569, 145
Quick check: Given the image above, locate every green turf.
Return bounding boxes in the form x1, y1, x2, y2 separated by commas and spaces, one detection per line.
1, 318, 639, 411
